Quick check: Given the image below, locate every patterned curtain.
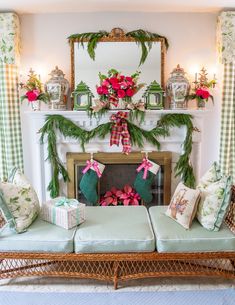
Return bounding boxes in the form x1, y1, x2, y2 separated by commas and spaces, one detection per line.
217, 12, 235, 182
0, 13, 23, 180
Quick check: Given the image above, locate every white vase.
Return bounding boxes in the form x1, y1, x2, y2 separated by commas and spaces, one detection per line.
30, 100, 41, 111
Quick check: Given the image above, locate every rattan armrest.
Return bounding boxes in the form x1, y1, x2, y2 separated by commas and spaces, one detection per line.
225, 186, 235, 234
0, 211, 6, 229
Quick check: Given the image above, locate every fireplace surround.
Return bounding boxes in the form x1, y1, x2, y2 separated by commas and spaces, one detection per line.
67, 151, 172, 206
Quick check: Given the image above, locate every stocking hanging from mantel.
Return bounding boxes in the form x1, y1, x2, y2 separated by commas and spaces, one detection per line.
134, 157, 160, 204
0, 13, 23, 180
79, 159, 105, 205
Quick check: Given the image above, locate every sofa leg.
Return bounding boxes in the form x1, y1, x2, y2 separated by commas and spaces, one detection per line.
113, 262, 119, 290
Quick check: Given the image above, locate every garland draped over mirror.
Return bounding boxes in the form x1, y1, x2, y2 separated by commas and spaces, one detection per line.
68, 28, 169, 66
40, 113, 197, 198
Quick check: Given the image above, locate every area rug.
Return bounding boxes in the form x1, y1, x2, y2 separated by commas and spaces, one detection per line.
0, 289, 235, 305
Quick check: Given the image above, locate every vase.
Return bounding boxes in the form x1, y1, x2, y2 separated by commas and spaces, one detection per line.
166, 64, 190, 110
109, 99, 127, 110
197, 100, 206, 109
30, 100, 41, 111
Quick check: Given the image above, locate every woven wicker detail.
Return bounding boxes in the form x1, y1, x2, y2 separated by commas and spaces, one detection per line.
0, 211, 6, 228
0, 252, 234, 289
225, 186, 235, 234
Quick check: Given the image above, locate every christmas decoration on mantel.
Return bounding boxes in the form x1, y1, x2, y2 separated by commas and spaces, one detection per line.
40, 113, 197, 198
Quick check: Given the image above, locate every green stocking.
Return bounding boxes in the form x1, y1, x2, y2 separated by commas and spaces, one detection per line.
79, 169, 99, 205
134, 170, 155, 204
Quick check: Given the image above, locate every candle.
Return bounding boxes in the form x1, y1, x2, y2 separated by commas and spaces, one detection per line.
195, 73, 198, 82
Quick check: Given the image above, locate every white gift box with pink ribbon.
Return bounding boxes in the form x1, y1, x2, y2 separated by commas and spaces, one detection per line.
40, 197, 85, 230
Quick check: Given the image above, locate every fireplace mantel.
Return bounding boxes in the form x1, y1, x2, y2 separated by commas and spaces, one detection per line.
21, 109, 210, 203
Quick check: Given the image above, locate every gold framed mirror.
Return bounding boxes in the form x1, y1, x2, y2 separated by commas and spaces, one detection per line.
69, 28, 167, 108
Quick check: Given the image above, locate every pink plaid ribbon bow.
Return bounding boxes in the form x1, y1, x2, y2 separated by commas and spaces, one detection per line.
136, 158, 153, 179
110, 111, 131, 154
82, 160, 102, 178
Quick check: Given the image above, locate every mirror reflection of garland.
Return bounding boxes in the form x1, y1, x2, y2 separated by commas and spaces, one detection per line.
40, 113, 197, 198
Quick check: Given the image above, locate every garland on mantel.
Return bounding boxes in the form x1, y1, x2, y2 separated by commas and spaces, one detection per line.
40, 113, 197, 198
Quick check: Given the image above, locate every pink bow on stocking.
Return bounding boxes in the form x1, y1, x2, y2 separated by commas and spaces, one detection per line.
136, 158, 153, 179
82, 160, 102, 178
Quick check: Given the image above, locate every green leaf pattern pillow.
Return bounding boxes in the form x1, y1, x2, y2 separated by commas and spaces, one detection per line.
197, 164, 232, 231
0, 168, 40, 233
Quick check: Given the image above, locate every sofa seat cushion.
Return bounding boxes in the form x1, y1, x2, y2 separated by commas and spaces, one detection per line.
74, 206, 155, 253
149, 206, 235, 253
0, 218, 76, 253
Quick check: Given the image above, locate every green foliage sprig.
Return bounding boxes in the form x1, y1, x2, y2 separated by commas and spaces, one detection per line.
126, 29, 169, 66
68, 31, 109, 60
68, 29, 168, 66
40, 113, 196, 198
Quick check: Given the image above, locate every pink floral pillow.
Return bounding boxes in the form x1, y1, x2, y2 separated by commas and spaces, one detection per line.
165, 183, 201, 229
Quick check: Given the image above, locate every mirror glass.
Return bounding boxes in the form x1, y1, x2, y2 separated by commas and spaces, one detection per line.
74, 42, 162, 101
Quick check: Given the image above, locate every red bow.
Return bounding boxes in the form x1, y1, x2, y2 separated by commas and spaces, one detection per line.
110, 111, 131, 154
82, 160, 102, 178
136, 158, 153, 179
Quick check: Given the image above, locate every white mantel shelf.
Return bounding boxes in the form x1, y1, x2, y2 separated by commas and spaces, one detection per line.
21, 108, 211, 203
23, 109, 211, 118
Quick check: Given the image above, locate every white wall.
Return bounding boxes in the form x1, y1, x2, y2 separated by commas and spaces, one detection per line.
19, 12, 221, 175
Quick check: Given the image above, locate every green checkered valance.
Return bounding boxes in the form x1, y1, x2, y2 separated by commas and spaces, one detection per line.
0, 13, 23, 180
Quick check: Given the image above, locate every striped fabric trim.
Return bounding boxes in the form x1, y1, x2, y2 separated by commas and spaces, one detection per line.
0, 64, 23, 180
219, 63, 235, 183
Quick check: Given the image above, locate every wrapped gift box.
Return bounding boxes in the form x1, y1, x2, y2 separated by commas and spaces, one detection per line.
40, 197, 85, 230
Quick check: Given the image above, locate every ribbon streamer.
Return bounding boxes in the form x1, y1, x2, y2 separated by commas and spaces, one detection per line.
82, 160, 102, 178
110, 111, 131, 154
136, 158, 153, 179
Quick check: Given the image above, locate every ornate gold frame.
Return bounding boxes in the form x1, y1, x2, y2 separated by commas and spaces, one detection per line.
69, 28, 167, 100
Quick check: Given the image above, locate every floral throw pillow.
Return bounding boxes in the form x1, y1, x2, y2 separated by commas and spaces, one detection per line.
197, 162, 221, 189
0, 168, 40, 233
165, 183, 201, 229
197, 174, 232, 231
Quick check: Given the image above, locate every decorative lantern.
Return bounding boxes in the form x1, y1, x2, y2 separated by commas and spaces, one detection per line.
45, 66, 70, 110
166, 64, 190, 109
142, 80, 164, 109
72, 81, 94, 110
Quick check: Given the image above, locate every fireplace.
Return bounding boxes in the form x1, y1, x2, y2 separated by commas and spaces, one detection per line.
67, 152, 172, 206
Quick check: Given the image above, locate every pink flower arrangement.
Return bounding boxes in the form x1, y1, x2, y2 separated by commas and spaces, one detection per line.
21, 72, 49, 104
195, 88, 210, 100
99, 185, 141, 206
96, 69, 144, 107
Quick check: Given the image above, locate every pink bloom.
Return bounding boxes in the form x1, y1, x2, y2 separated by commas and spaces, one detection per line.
196, 88, 210, 99
26, 89, 40, 102
97, 86, 103, 95
125, 76, 133, 82
120, 81, 128, 89
102, 79, 110, 87
102, 86, 109, 95
109, 77, 118, 84
112, 82, 121, 90
126, 88, 135, 97
117, 89, 126, 98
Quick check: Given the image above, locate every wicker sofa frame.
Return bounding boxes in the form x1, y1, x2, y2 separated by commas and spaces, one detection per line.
0, 187, 235, 289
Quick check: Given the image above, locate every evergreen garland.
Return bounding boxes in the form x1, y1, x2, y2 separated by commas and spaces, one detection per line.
68, 29, 168, 66
40, 113, 197, 198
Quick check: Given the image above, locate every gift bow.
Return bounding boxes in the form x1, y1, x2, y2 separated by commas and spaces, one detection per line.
110, 111, 131, 154
82, 160, 102, 178
136, 158, 153, 179
55, 197, 79, 207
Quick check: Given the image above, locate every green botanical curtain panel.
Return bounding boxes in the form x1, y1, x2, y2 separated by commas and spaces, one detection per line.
0, 13, 23, 180
217, 12, 235, 182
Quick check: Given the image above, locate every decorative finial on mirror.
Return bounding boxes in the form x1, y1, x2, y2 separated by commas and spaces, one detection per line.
109, 28, 125, 39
